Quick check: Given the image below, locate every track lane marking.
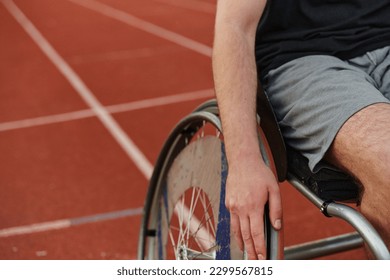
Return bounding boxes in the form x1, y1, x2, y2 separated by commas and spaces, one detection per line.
152, 0, 216, 14
1, 0, 214, 243
67, 45, 180, 65
2, 0, 153, 179
67, 0, 212, 57
0, 89, 214, 132
0, 208, 143, 238
106, 88, 214, 114
0, 109, 95, 132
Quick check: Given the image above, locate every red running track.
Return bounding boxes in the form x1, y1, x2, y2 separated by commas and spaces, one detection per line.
0, 0, 366, 259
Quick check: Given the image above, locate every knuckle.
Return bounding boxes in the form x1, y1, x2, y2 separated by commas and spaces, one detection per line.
225, 201, 233, 211
241, 232, 252, 242
270, 206, 283, 218
275, 209, 283, 218
251, 230, 264, 239
225, 200, 241, 213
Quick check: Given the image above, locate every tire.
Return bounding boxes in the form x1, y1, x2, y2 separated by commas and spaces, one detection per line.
138, 100, 273, 260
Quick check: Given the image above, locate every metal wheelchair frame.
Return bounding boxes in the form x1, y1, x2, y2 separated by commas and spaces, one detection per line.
138, 92, 390, 260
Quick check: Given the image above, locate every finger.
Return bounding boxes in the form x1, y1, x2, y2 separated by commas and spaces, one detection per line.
239, 216, 257, 260
249, 211, 266, 260
268, 186, 283, 230
230, 214, 244, 251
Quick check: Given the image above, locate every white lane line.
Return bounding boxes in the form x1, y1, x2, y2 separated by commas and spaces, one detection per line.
0, 109, 95, 132
0, 89, 214, 132
0, 208, 143, 238
66, 0, 212, 57
105, 88, 214, 114
67, 45, 179, 65
153, 0, 216, 14
0, 220, 71, 238
1, 0, 214, 241
2, 0, 153, 179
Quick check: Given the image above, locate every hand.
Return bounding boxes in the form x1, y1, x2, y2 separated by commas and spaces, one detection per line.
225, 158, 282, 260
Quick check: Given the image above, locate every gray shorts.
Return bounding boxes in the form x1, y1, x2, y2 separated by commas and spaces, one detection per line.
263, 46, 390, 172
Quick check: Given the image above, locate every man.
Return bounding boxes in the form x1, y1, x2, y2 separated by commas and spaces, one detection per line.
212, 0, 390, 260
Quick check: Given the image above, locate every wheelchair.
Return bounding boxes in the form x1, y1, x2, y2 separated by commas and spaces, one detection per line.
138, 86, 390, 260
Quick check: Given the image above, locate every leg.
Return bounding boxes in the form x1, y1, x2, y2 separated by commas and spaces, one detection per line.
326, 103, 390, 250
264, 50, 390, 257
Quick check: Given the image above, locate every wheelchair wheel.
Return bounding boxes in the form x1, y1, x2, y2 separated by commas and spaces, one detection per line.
138, 100, 274, 260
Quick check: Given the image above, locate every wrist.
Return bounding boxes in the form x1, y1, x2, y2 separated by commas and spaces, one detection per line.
227, 147, 267, 171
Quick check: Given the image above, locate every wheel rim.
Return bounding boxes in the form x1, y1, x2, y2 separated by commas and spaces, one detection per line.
141, 112, 244, 260
156, 136, 231, 259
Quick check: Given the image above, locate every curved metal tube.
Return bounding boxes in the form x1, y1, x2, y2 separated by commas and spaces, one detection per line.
327, 203, 390, 260
288, 173, 390, 260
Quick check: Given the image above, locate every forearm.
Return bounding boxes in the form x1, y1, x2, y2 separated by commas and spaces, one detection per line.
212, 0, 282, 260
213, 24, 264, 169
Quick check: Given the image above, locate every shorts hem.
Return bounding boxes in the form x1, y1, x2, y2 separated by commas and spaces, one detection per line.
310, 101, 390, 172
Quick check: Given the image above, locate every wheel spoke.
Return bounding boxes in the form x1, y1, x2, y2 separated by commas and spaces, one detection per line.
140, 111, 229, 260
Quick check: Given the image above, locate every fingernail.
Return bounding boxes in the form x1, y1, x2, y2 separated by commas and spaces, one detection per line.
258, 254, 265, 260
274, 219, 282, 230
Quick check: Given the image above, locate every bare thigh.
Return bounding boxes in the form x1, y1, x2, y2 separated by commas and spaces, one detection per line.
327, 103, 390, 184
327, 103, 390, 245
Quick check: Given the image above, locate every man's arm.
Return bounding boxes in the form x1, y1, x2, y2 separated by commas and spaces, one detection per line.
212, 0, 282, 260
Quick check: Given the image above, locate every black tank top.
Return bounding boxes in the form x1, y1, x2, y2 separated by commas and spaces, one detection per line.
255, 0, 390, 80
